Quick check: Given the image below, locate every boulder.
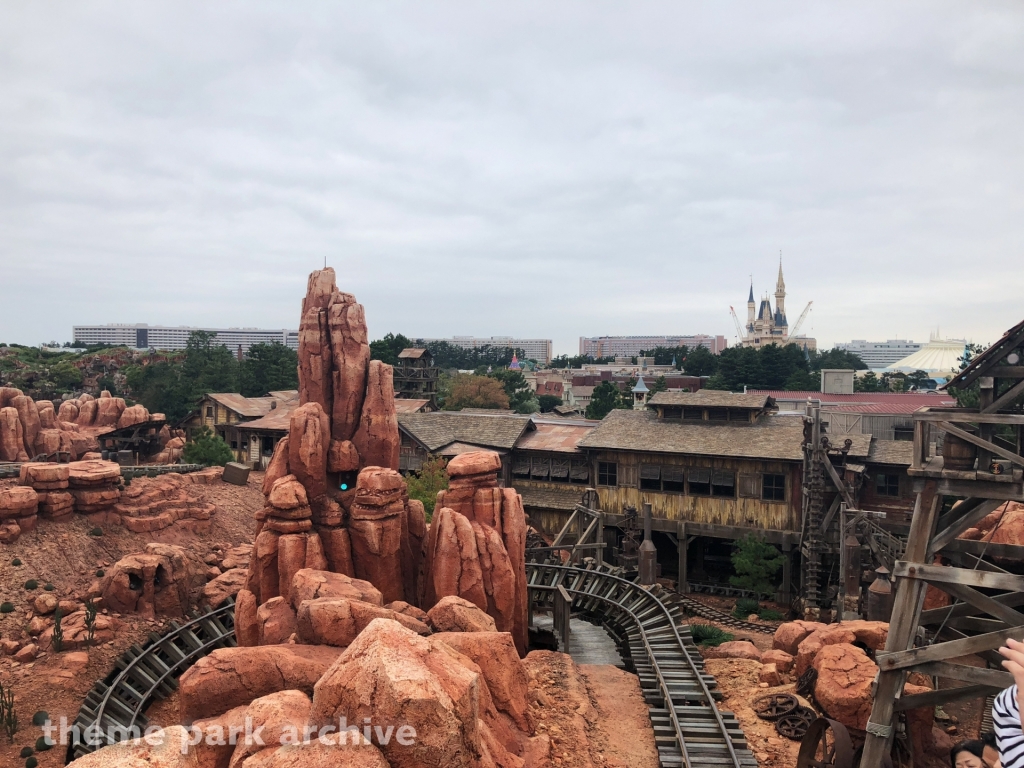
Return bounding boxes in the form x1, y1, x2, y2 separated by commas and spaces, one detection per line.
68, 459, 122, 487
0, 387, 23, 408
261, 437, 291, 496
64, 725, 197, 767
99, 546, 190, 618
351, 361, 399, 471
327, 293, 370, 442
235, 589, 259, 647
57, 400, 79, 423
308, 618, 520, 768
11, 395, 41, 456
268, 476, 308, 510
76, 398, 99, 427
705, 640, 762, 661
817, 620, 888, 651
202, 568, 249, 608
227, 690, 312, 768
296, 597, 429, 647
386, 600, 429, 623
287, 402, 330, 500
0, 406, 28, 462
256, 597, 298, 646
428, 506, 487, 611
40, 611, 121, 651
36, 399, 57, 428
239, 740, 389, 768
117, 404, 150, 429
433, 631, 533, 732
94, 394, 126, 428
289, 569, 383, 610
773, 620, 827, 655
34, 428, 62, 456
812, 643, 878, 732
428, 595, 498, 633
21, 461, 70, 486
327, 439, 360, 473
0, 486, 38, 519
347, 467, 408, 604
178, 644, 343, 722
761, 649, 795, 673
34, 592, 58, 615
446, 451, 503, 479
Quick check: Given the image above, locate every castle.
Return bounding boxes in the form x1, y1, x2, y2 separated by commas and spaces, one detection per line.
739, 261, 816, 350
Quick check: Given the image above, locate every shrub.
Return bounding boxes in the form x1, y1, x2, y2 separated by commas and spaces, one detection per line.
729, 533, 785, 599
23, 580, 38, 591
43, 584, 54, 592
0, 603, 13, 614
182, 427, 234, 467
85, 599, 98, 647
733, 597, 760, 618
20, 746, 32, 758
0, 681, 16, 742
405, 456, 449, 520
10, 559, 21, 567
689, 623, 734, 647
758, 607, 785, 621
35, 735, 53, 751
89, 528, 103, 537
31, 712, 49, 727
50, 608, 63, 653
26, 757, 38, 768
95, 569, 105, 578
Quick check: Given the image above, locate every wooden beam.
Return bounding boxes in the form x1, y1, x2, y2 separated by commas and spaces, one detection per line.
991, 366, 1024, 379
920, 590, 1024, 625
935, 497, 986, 538
940, 581, 1024, 627
985, 378, 1024, 414
876, 625, 1024, 671
913, 476, 1024, 501
820, 495, 842, 532
938, 422, 1024, 468
893, 561, 1024, 593
913, 661, 1014, 689
915, 409, 1024, 426
944, 539, 1024, 563
928, 499, 1003, 556
894, 684, 1002, 712
822, 458, 857, 510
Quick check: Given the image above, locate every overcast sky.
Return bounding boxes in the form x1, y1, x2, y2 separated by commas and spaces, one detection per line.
2, 2, 1023, 355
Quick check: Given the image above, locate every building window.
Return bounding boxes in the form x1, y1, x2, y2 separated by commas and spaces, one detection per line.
205, 406, 213, 417
876, 473, 900, 497
569, 459, 590, 485
661, 465, 685, 493
683, 407, 703, 420
762, 474, 786, 501
708, 408, 728, 421
598, 462, 617, 487
893, 426, 914, 441
231, 441, 237, 449
639, 464, 661, 491
688, 468, 711, 496
712, 470, 735, 498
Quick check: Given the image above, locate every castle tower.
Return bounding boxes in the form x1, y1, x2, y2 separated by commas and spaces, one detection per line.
774, 259, 787, 329
746, 281, 755, 330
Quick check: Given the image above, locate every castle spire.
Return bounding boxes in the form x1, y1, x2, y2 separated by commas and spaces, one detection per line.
776, 254, 785, 295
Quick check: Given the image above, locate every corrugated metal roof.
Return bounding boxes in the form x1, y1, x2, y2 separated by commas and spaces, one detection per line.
823, 403, 929, 415
648, 391, 774, 409
206, 393, 283, 418
398, 348, 429, 359
234, 400, 300, 432
515, 422, 594, 454
394, 399, 431, 413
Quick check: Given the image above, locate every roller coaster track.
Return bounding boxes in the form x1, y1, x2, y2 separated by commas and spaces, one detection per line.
665, 590, 776, 635
65, 600, 236, 763
529, 562, 756, 768
68, 564, 757, 768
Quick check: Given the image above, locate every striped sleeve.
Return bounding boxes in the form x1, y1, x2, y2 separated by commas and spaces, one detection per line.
994, 685, 1024, 768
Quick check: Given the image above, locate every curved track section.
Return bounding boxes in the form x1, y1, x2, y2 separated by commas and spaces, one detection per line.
663, 590, 776, 635
66, 600, 236, 764
528, 562, 756, 768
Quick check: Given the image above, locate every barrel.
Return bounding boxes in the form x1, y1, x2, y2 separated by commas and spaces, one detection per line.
942, 431, 977, 471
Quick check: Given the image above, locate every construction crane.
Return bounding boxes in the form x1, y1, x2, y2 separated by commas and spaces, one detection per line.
789, 301, 813, 337
728, 306, 746, 343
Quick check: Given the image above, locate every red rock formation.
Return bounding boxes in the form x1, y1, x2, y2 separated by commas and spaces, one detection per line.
287, 402, 330, 500
328, 294, 369, 441
296, 597, 430, 646
99, 544, 191, 618
772, 620, 827, 655
352, 361, 399, 470
117, 403, 150, 429
0, 407, 28, 462
289, 568, 383, 609
428, 595, 498, 633
11, 395, 41, 456
704, 640, 763, 661
761, 648, 795, 673
347, 467, 409, 604
36, 400, 56, 429
812, 643, 877, 731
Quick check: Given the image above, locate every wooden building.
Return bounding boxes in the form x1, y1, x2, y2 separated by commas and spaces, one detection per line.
179, 391, 298, 464
397, 411, 532, 476
394, 348, 439, 408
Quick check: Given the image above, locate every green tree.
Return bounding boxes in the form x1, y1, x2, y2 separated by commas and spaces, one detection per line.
486, 368, 536, 413
369, 333, 413, 366
405, 455, 449, 520
682, 346, 718, 377
239, 342, 298, 397
855, 371, 882, 392
538, 394, 563, 413
443, 374, 510, 410
124, 361, 187, 421
947, 342, 987, 408
51, 361, 83, 392
905, 370, 934, 390
182, 427, 234, 466
586, 381, 627, 419
649, 376, 669, 394
549, 354, 614, 369
182, 331, 238, 399
729, 533, 786, 598
809, 347, 867, 371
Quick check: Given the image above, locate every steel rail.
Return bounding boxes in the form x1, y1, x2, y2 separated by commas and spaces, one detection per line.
527, 562, 749, 768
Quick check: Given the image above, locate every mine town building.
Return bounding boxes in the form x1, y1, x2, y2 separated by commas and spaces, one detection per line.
73, 323, 299, 353
393, 348, 439, 408
398, 390, 917, 606
179, 391, 299, 464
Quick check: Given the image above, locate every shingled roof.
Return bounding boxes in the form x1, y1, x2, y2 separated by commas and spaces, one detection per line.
206, 393, 290, 418
647, 391, 776, 410
398, 411, 532, 453
578, 409, 805, 460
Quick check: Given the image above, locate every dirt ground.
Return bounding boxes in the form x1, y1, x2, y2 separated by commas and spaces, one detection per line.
0, 471, 265, 768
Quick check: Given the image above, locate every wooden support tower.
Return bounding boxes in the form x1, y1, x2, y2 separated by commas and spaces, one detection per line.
860, 319, 1024, 765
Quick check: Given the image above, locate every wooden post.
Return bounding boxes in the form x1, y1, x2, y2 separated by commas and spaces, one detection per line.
596, 511, 605, 566
860, 480, 941, 765
781, 541, 793, 606
554, 585, 571, 650
677, 521, 688, 593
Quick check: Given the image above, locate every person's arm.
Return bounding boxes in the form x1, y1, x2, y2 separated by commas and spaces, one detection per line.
995, 639, 1024, 767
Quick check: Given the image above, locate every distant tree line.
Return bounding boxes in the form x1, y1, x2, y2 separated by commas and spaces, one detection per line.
369, 333, 526, 370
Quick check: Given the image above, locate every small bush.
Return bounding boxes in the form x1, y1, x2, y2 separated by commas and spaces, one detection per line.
182, 426, 234, 467
733, 597, 760, 617
88, 528, 103, 537
690, 623, 734, 647
23, 580, 38, 591
43, 584, 54, 592
26, 757, 38, 768
95, 569, 105, 578
10, 559, 21, 567
35, 735, 53, 751
31, 712, 49, 727
20, 746, 32, 758
758, 608, 785, 621
0, 603, 13, 614
50, 609, 63, 653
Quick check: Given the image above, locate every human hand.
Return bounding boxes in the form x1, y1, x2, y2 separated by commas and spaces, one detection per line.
999, 637, 1024, 715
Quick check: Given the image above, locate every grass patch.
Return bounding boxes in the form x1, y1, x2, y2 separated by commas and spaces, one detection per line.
690, 623, 735, 647
732, 597, 760, 619
758, 608, 785, 621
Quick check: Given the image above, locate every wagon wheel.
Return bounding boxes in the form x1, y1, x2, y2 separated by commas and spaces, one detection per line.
753, 692, 799, 721
797, 667, 818, 696
776, 707, 816, 740
796, 718, 854, 768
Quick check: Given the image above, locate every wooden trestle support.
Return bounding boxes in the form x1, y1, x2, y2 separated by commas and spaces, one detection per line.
860, 319, 1024, 765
